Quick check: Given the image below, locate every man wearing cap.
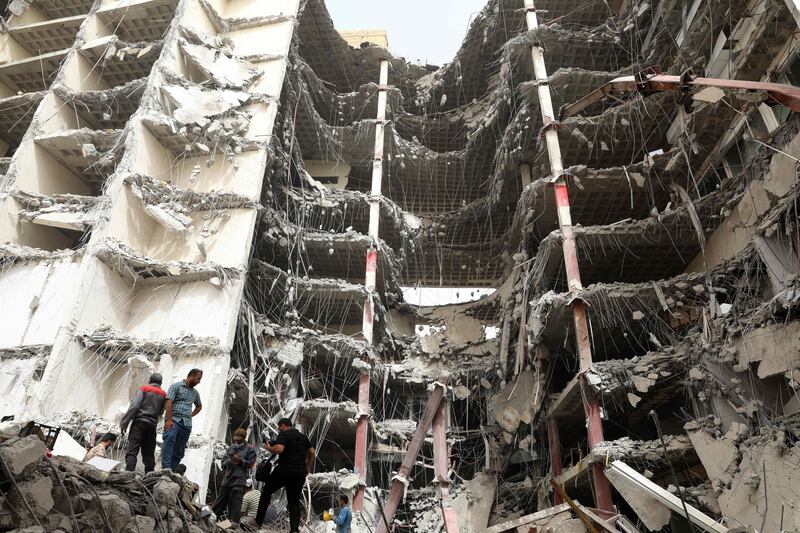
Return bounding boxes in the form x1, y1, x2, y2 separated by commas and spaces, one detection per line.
120, 373, 167, 472
213, 428, 256, 526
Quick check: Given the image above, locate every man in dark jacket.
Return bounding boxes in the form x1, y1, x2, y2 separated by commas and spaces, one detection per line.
255, 418, 315, 532
213, 428, 256, 526
120, 373, 167, 472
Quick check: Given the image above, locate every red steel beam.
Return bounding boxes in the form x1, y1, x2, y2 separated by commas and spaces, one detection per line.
353, 341, 371, 510
354, 58, 390, 511
376, 383, 446, 533
433, 397, 460, 533
560, 71, 800, 119
546, 417, 563, 505
524, 0, 614, 513
542, 350, 563, 505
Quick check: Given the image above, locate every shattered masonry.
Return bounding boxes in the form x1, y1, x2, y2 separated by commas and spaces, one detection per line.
0, 0, 799, 532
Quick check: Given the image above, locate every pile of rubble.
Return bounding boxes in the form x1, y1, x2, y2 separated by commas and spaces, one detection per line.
0, 435, 215, 532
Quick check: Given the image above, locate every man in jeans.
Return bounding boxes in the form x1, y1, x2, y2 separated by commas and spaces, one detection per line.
255, 418, 315, 532
120, 373, 166, 472
212, 428, 256, 526
161, 369, 203, 471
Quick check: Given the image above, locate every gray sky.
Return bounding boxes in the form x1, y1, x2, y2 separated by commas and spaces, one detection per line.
326, 0, 488, 66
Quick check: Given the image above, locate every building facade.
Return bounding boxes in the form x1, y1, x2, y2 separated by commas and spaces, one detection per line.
1, 0, 799, 531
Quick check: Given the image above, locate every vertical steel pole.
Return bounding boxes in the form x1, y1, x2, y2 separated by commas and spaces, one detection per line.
376, 384, 446, 533
523, 0, 614, 512
354, 59, 390, 512
433, 398, 461, 533
546, 415, 563, 505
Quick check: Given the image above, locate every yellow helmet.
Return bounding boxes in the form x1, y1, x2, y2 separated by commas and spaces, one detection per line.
322, 511, 332, 521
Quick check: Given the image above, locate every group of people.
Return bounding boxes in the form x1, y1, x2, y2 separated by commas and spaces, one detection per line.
212, 417, 350, 533
94, 369, 350, 532
117, 369, 204, 471
82, 368, 203, 471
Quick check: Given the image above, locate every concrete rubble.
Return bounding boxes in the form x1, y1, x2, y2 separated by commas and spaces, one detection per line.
0, 434, 214, 532
1, 0, 800, 532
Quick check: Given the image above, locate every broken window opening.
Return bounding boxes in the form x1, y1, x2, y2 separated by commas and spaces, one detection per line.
402, 286, 496, 306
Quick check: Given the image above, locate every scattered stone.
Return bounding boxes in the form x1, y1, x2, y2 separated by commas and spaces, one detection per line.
0, 438, 213, 532
12, 476, 54, 516
689, 367, 705, 380
153, 479, 181, 506
632, 374, 656, 393
453, 385, 470, 400
0, 436, 44, 476
124, 515, 156, 533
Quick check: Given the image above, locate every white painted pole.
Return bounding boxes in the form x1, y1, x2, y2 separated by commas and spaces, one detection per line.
354, 58, 389, 511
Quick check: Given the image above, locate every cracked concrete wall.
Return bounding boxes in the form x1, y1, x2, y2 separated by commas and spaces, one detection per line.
687, 424, 800, 533
0, 0, 298, 503
686, 118, 800, 273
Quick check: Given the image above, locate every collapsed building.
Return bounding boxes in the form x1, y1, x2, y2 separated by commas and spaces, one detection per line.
0, 0, 799, 531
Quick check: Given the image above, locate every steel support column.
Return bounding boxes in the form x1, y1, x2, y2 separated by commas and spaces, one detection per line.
523, 0, 613, 512
433, 397, 460, 533
376, 383, 446, 533
354, 58, 389, 512
546, 416, 563, 504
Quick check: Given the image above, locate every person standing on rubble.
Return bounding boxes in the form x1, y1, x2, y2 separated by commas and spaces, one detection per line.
255, 418, 316, 532
334, 494, 352, 533
120, 373, 166, 472
323, 494, 352, 533
84, 432, 117, 461
162, 369, 203, 471
212, 428, 256, 526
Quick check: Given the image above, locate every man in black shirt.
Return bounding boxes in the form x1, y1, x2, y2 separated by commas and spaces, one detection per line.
255, 418, 315, 532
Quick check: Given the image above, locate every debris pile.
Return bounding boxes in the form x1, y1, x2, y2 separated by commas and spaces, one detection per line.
0, 435, 214, 532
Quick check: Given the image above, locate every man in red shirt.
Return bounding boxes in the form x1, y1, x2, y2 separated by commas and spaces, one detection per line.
120, 373, 167, 472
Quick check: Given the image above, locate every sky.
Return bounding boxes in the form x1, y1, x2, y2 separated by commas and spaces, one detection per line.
326, 0, 488, 67
326, 0, 497, 308
402, 287, 495, 307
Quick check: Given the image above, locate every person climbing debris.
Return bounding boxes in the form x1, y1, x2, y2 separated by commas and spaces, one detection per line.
255, 418, 316, 532
84, 432, 117, 462
120, 372, 166, 472
162, 369, 203, 471
212, 428, 256, 526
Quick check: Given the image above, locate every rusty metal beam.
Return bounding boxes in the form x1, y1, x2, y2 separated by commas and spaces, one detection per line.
433, 398, 460, 533
550, 479, 601, 533
546, 415, 563, 505
524, 0, 614, 512
560, 71, 800, 120
545, 372, 563, 505
375, 383, 446, 533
